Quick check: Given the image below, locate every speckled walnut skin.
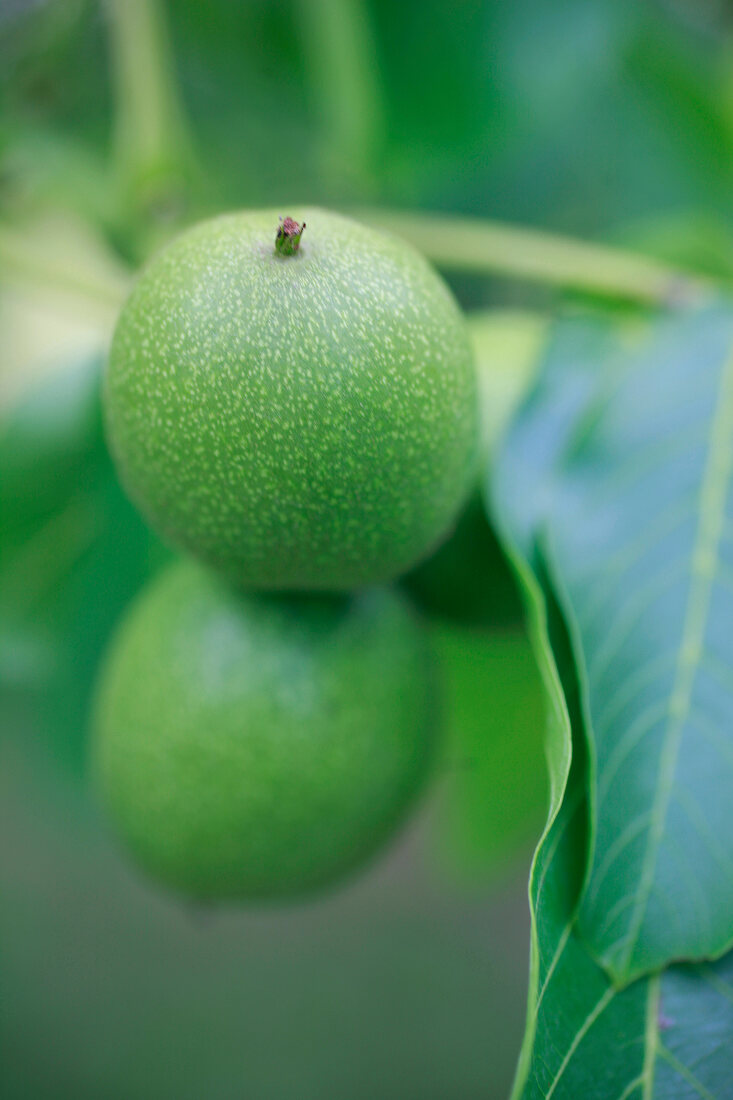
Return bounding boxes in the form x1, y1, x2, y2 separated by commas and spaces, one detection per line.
105, 208, 479, 590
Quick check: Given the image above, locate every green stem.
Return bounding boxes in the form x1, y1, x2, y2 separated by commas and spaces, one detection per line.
106, 0, 194, 218
358, 209, 714, 307
2, 200, 710, 317
295, 0, 386, 188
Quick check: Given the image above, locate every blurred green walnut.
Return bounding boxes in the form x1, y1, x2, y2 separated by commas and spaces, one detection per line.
92, 559, 436, 900
104, 208, 478, 591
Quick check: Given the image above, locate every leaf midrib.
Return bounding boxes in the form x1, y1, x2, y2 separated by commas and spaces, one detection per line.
614, 346, 733, 979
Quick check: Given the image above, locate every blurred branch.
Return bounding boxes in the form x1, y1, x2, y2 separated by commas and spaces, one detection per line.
1, 201, 712, 317
105, 0, 196, 227
358, 209, 715, 307
296, 0, 386, 190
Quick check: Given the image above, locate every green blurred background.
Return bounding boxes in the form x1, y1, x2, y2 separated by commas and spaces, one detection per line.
2, 0, 732, 1096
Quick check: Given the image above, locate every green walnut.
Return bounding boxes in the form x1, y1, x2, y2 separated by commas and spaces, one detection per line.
91, 559, 436, 900
104, 208, 478, 590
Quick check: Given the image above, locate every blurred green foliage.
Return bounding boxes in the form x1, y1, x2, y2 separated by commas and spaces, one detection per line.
0, 356, 169, 774
0, 738, 532, 1100
4, 0, 733, 269
3, 0, 733, 1095
432, 624, 547, 879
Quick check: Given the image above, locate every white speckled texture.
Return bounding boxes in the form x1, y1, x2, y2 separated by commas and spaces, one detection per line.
105, 208, 479, 590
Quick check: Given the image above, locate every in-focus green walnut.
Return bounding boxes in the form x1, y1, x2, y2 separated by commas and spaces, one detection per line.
91, 559, 436, 901
104, 208, 478, 590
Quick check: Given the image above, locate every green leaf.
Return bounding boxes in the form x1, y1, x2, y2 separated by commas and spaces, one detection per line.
494, 310, 636, 563
544, 303, 733, 982
511, 664, 733, 1100
495, 305, 733, 1096
514, 728, 733, 1100
430, 623, 547, 879
496, 555, 733, 1100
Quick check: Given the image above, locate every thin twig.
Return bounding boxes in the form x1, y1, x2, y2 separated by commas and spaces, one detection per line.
358, 208, 714, 307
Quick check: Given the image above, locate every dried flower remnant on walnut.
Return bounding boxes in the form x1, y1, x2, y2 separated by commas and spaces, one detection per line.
275, 216, 306, 257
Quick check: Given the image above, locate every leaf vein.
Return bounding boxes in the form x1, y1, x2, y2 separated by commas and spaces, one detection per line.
617, 346, 733, 975
587, 558, 690, 691
658, 1043, 717, 1100
687, 711, 733, 773
594, 652, 676, 743
585, 812, 652, 911
596, 700, 668, 809
575, 493, 697, 630
535, 921, 573, 1019
695, 964, 733, 1007
544, 986, 617, 1100
641, 975, 660, 1100
674, 788, 733, 883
